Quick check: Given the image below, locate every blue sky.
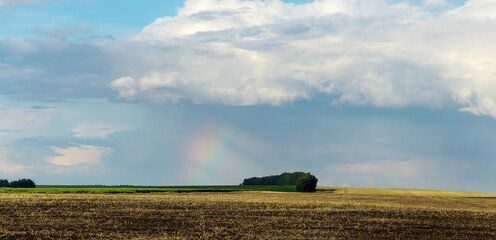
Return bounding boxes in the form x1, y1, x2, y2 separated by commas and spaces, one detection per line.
2, 0, 496, 192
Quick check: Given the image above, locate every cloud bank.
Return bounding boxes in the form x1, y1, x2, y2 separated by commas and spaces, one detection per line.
2, 0, 496, 118
46, 144, 112, 166
116, 0, 496, 116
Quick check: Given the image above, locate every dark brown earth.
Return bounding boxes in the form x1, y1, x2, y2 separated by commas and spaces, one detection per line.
0, 192, 495, 239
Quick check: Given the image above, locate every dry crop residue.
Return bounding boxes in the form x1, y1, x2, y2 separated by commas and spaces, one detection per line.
0, 192, 495, 239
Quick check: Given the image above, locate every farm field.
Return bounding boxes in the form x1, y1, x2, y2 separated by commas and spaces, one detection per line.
0, 188, 495, 239
0, 185, 296, 194
317, 187, 496, 198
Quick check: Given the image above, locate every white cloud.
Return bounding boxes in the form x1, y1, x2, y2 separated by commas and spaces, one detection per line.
138, 72, 180, 91
0, 0, 57, 7
110, 73, 184, 104
72, 122, 131, 138
46, 144, 112, 166
3, 0, 496, 119
448, 0, 496, 19
110, 76, 138, 99
109, 0, 496, 115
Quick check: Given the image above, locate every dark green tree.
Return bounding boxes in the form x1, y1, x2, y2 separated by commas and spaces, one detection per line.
295, 174, 318, 192
0, 179, 9, 187
243, 172, 307, 186
243, 172, 318, 192
10, 178, 36, 188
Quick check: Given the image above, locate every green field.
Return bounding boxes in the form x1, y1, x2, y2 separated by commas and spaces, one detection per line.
1, 185, 495, 197
0, 185, 296, 193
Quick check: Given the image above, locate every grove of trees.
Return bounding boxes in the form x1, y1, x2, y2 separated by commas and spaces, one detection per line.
0, 179, 9, 187
0, 178, 36, 188
242, 172, 318, 192
295, 174, 318, 192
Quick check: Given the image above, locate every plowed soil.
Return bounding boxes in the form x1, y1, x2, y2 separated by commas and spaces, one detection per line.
0, 192, 495, 239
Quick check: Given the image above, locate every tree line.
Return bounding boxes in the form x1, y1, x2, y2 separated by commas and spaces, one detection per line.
0, 178, 36, 188
242, 172, 318, 192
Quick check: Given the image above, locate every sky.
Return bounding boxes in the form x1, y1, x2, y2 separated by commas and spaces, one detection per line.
1, 0, 495, 192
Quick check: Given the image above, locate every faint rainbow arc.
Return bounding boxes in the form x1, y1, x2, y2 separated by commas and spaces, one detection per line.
183, 125, 235, 183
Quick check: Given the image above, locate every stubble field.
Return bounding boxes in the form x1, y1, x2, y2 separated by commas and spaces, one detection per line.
0, 189, 495, 239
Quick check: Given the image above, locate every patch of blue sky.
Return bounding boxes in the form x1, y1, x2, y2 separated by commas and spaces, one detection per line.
0, 0, 184, 39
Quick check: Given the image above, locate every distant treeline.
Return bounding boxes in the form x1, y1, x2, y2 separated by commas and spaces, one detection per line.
243, 172, 309, 185
242, 172, 318, 192
0, 178, 36, 188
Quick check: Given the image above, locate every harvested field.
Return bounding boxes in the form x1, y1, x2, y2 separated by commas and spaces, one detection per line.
0, 191, 495, 239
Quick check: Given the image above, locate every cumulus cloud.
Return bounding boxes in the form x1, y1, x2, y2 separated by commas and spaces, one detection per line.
110, 76, 139, 99
46, 144, 112, 166
108, 0, 496, 113
3, 0, 496, 118
0, 0, 57, 7
111, 72, 188, 104
73, 123, 131, 138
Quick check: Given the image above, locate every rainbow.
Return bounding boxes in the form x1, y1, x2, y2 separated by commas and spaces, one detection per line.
181, 123, 235, 184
